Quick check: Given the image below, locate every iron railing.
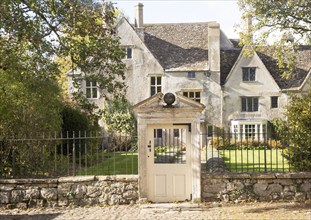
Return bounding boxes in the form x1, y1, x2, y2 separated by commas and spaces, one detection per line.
201, 131, 311, 173
0, 132, 138, 178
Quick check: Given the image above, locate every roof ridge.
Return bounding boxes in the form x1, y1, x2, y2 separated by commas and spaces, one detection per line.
143, 22, 215, 26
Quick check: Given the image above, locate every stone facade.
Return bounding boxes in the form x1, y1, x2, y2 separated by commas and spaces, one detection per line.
0, 175, 138, 209
202, 171, 311, 202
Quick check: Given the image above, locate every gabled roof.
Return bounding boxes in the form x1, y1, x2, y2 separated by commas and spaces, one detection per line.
143, 22, 238, 72
257, 46, 311, 89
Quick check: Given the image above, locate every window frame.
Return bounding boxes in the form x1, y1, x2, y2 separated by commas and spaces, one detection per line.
242, 67, 256, 82
241, 97, 259, 112
150, 76, 162, 96
182, 90, 201, 103
271, 96, 278, 108
125, 47, 132, 59
85, 80, 98, 99
187, 71, 196, 79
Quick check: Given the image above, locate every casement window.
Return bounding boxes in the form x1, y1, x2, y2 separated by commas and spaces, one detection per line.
182, 91, 201, 103
123, 47, 132, 59
150, 76, 162, 96
242, 67, 256, 82
85, 80, 98, 99
241, 97, 259, 112
271, 96, 278, 108
187, 71, 196, 79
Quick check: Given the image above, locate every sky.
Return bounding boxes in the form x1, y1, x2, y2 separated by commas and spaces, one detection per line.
113, 0, 243, 39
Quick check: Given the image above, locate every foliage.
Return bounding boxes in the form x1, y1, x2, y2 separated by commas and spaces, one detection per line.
238, 0, 310, 78
209, 137, 283, 150
282, 90, 311, 171
102, 95, 137, 135
0, 0, 126, 134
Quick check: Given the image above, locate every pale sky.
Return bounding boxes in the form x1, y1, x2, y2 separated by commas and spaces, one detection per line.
114, 0, 243, 39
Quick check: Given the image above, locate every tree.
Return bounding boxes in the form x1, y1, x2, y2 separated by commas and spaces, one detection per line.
281, 90, 311, 171
239, 0, 311, 44
0, 0, 126, 135
102, 95, 136, 135
238, 0, 311, 78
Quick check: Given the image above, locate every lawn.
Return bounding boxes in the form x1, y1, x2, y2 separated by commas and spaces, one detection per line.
76, 152, 138, 176
218, 148, 290, 172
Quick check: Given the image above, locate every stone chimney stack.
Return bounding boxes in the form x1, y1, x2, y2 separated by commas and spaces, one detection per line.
135, 3, 144, 28
243, 13, 253, 42
134, 3, 144, 40
208, 22, 220, 84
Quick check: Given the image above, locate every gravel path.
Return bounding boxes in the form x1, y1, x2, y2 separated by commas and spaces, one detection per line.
0, 202, 310, 220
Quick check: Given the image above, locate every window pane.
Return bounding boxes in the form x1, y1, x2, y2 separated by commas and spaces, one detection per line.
151, 87, 156, 96
157, 86, 161, 93
92, 88, 97, 98
86, 80, 90, 87
242, 98, 246, 111
253, 98, 259, 111
127, 48, 132, 59
242, 68, 248, 81
157, 77, 161, 84
189, 92, 194, 98
86, 88, 91, 98
271, 96, 278, 108
195, 92, 200, 98
183, 92, 188, 97
151, 77, 155, 85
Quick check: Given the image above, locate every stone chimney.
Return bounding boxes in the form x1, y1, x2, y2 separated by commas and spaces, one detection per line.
243, 13, 253, 42
134, 3, 144, 40
208, 22, 220, 84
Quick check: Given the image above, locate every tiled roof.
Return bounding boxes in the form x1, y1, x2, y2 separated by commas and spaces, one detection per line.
257, 46, 311, 89
143, 22, 237, 72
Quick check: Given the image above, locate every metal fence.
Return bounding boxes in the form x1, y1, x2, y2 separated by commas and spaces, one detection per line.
0, 132, 138, 178
201, 130, 311, 173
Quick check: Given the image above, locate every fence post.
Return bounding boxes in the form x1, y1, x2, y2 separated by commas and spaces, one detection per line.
73, 131, 76, 176
264, 130, 267, 172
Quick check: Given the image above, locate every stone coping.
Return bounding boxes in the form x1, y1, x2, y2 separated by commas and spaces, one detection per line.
203, 172, 311, 179
0, 175, 138, 184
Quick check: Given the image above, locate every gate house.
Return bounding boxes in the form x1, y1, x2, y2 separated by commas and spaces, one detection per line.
134, 93, 205, 202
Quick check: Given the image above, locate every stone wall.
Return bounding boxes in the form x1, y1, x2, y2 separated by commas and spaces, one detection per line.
0, 175, 138, 209
202, 171, 311, 202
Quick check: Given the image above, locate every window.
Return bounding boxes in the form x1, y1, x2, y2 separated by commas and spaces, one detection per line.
86, 80, 98, 99
150, 76, 162, 96
241, 97, 259, 112
242, 67, 256, 81
245, 124, 256, 139
182, 91, 201, 103
124, 48, 132, 59
173, 129, 180, 137
271, 96, 278, 108
187, 71, 196, 79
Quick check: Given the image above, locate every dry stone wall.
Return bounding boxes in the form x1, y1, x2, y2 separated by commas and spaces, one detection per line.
202, 171, 311, 202
0, 175, 138, 209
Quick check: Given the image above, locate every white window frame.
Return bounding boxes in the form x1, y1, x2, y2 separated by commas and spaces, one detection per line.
231, 120, 267, 141
85, 80, 98, 99
150, 76, 162, 96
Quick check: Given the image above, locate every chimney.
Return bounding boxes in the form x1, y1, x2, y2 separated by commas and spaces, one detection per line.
135, 3, 144, 28
134, 3, 144, 40
243, 13, 253, 42
208, 22, 220, 84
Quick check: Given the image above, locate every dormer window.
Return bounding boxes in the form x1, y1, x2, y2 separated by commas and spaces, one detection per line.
187, 71, 196, 79
242, 67, 256, 82
124, 47, 132, 59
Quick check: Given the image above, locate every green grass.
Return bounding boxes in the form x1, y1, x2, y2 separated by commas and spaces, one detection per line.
76, 152, 138, 175
219, 148, 290, 172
